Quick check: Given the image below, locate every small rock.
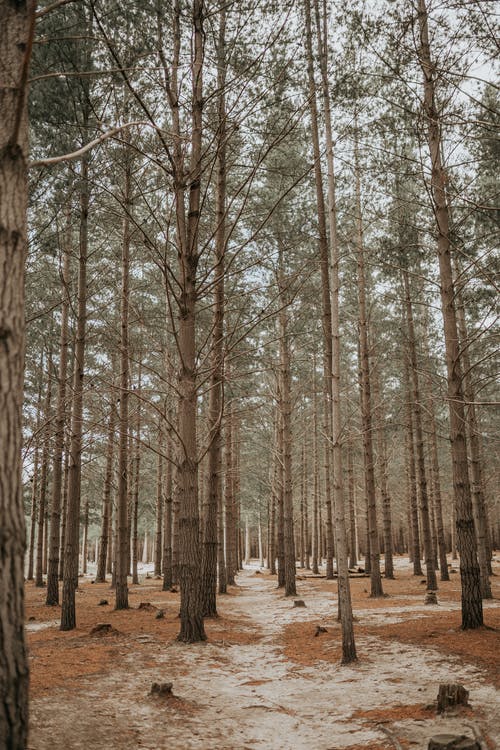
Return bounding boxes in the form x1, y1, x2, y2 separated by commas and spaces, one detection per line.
155, 609, 165, 620
98, 599, 109, 606
293, 600, 306, 607
450, 569, 457, 574
28, 616, 36, 621
421, 579, 427, 584
150, 682, 173, 696
314, 626, 327, 637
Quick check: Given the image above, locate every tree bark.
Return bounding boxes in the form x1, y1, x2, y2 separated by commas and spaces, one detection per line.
354, 125, 383, 598
416, 0, 482, 628
403, 269, 437, 593
0, 2, 33, 742
46, 234, 71, 604
95, 395, 116, 583
61, 147, 89, 631
36, 353, 53, 587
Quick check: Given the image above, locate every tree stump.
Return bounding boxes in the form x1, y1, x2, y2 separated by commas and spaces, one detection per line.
150, 682, 173, 696
293, 600, 306, 607
90, 623, 120, 636
428, 734, 480, 750
425, 591, 438, 605
436, 683, 469, 713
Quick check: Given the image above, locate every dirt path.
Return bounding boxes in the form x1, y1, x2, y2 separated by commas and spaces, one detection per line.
29, 566, 500, 750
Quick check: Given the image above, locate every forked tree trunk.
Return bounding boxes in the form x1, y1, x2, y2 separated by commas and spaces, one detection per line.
0, 3, 33, 742
46, 236, 71, 604
416, 0, 482, 628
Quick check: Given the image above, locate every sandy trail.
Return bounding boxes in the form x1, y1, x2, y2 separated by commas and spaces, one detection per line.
29, 566, 499, 750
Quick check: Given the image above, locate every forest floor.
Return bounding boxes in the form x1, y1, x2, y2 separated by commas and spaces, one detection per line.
26, 556, 500, 750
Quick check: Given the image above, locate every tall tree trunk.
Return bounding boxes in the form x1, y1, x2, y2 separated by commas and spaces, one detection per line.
36, 352, 53, 587
115, 146, 132, 611
95, 395, 116, 583
354, 126, 383, 598
171, 0, 206, 643
0, 2, 33, 741
202, 3, 226, 614
27, 366, 43, 582
311, 363, 320, 575
61, 148, 90, 631
403, 342, 423, 576
371, 347, 394, 580
162, 409, 174, 591
416, 0, 482, 628
154, 418, 164, 579
278, 247, 297, 596
454, 262, 492, 598
131, 364, 142, 586
46, 236, 71, 604
224, 398, 236, 585
403, 269, 437, 593
313, 0, 356, 658
304, 0, 335, 580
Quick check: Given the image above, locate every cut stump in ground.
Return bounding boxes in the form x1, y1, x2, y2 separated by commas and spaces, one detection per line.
437, 684, 469, 713
428, 734, 480, 750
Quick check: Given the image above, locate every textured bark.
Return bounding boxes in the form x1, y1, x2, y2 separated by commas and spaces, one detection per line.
454, 264, 492, 598
304, 0, 334, 580
46, 238, 71, 604
162, 410, 173, 591
35, 355, 53, 587
59, 427, 71, 581
277, 247, 297, 597
403, 343, 424, 576
313, 0, 356, 659
275, 399, 285, 588
403, 269, 437, 593
61, 147, 89, 631
95, 396, 116, 583
416, 0, 482, 628
169, 0, 206, 643
27, 371, 43, 582
311, 365, 320, 575
371, 350, 394, 580
202, 4, 226, 613
0, 2, 34, 744
354, 127, 383, 598
154, 420, 164, 579
347, 438, 358, 570
115, 149, 132, 611
224, 398, 236, 585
